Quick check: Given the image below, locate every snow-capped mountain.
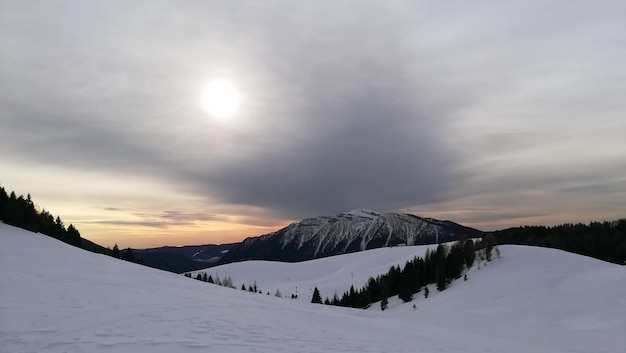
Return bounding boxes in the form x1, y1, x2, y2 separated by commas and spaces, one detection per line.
217, 209, 483, 264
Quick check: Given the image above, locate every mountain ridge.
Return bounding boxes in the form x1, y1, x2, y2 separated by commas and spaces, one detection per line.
217, 210, 483, 265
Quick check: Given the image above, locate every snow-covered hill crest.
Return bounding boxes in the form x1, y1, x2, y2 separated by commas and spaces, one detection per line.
218, 210, 483, 264
2, 222, 625, 353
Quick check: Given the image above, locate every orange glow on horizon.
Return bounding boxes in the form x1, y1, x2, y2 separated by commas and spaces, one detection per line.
78, 220, 292, 249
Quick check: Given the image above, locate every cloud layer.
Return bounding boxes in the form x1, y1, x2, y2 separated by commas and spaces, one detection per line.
1, 1, 625, 245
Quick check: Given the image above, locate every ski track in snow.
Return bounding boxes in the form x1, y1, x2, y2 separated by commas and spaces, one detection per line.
1, 223, 625, 353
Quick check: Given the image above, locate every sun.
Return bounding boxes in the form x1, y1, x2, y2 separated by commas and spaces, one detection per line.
203, 79, 240, 118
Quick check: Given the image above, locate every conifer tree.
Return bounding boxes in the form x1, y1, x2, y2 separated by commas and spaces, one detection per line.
111, 244, 120, 258
311, 287, 322, 304
463, 239, 476, 268
222, 276, 234, 288
435, 244, 447, 291
484, 234, 496, 261
122, 247, 135, 262
380, 297, 388, 311
66, 224, 82, 247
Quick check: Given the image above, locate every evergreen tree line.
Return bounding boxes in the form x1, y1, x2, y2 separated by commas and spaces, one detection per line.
313, 238, 494, 309
184, 272, 297, 298
0, 185, 144, 265
494, 220, 626, 265
108, 243, 144, 265
0, 186, 82, 247
184, 272, 237, 290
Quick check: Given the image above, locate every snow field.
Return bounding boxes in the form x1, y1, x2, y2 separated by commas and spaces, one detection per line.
192, 245, 438, 301
2, 223, 625, 353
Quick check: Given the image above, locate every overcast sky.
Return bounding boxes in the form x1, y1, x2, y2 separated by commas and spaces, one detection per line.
2, 1, 625, 248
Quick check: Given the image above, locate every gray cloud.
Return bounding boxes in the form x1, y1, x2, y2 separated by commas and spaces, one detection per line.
134, 210, 226, 224
86, 220, 170, 229
101, 207, 123, 212
86, 210, 226, 229
2, 1, 625, 228
200, 69, 459, 217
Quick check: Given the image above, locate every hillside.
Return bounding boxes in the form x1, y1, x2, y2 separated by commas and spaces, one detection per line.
133, 243, 238, 273
193, 244, 438, 301
1, 222, 625, 353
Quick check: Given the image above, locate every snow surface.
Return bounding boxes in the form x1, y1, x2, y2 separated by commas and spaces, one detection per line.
193, 245, 437, 301
2, 223, 625, 353
344, 208, 381, 218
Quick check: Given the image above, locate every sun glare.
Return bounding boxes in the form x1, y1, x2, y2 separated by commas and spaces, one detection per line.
203, 79, 240, 118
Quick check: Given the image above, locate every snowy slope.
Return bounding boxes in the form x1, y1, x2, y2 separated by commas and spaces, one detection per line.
196, 244, 626, 353
396, 245, 626, 352
2, 223, 625, 353
194, 244, 438, 301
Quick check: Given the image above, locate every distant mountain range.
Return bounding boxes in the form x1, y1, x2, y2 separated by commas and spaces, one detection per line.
132, 243, 237, 273
134, 209, 483, 273
216, 209, 484, 265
